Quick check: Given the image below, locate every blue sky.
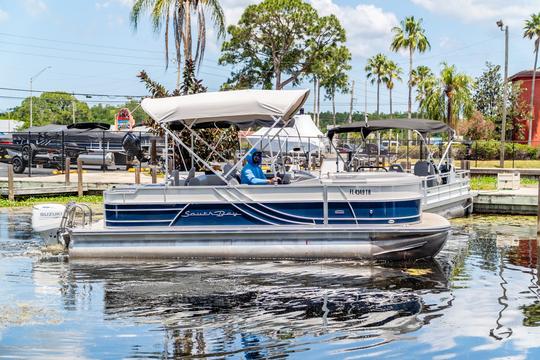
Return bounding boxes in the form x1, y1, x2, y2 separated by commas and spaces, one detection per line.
0, 0, 538, 116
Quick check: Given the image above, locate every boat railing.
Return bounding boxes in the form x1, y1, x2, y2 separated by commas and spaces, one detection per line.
58, 202, 93, 246
421, 169, 471, 205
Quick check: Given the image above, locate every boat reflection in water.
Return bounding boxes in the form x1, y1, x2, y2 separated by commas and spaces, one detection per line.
44, 258, 452, 359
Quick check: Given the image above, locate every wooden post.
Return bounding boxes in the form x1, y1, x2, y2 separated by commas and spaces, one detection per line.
150, 139, 157, 165
7, 164, 14, 201
77, 158, 83, 197
65, 157, 70, 185
134, 161, 141, 185
151, 166, 157, 184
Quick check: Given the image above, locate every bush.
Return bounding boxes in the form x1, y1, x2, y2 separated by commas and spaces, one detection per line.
465, 140, 539, 160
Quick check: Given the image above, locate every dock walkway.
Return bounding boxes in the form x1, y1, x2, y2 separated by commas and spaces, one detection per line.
474, 187, 538, 215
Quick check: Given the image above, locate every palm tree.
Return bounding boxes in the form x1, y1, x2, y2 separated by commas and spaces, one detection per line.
523, 12, 540, 145
131, 0, 226, 89
382, 60, 402, 116
440, 63, 474, 128
390, 16, 431, 119
411, 65, 433, 117
319, 47, 351, 126
365, 53, 390, 115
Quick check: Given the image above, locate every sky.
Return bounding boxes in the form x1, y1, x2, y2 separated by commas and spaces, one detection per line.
0, 0, 539, 116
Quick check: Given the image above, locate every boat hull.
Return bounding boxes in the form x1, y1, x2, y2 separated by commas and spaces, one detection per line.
68, 213, 450, 261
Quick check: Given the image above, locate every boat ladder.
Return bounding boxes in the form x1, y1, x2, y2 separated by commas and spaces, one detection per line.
57, 202, 93, 247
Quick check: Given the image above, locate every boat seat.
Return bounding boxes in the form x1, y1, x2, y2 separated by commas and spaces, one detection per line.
223, 163, 238, 180
414, 161, 437, 187
389, 164, 404, 172
184, 167, 196, 186
189, 174, 227, 186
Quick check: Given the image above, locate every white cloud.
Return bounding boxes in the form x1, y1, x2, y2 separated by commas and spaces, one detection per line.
23, 0, 47, 16
309, 0, 398, 57
411, 0, 538, 26
0, 9, 8, 23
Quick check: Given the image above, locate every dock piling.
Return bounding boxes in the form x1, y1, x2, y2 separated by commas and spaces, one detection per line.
151, 166, 157, 184
7, 164, 14, 201
77, 158, 83, 197
65, 157, 70, 185
135, 161, 141, 185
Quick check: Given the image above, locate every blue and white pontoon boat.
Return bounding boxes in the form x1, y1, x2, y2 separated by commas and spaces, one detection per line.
326, 119, 473, 219
55, 90, 450, 261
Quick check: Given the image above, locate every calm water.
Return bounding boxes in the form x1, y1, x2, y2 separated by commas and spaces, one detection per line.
2, 210, 540, 359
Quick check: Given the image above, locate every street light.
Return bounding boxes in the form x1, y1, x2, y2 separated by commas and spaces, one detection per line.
29, 66, 51, 128
497, 20, 508, 168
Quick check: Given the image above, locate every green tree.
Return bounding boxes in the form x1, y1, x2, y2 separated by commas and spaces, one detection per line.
411, 65, 433, 117
11, 92, 91, 128
131, 0, 225, 88
219, 0, 347, 90
365, 53, 389, 115
390, 16, 431, 119
420, 63, 474, 128
473, 62, 502, 120
317, 46, 351, 126
382, 60, 403, 115
523, 12, 540, 144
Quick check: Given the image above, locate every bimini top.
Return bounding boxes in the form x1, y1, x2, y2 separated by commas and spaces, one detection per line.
327, 119, 451, 139
141, 89, 310, 129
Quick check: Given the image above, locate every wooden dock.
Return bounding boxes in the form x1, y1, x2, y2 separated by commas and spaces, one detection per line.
473, 187, 538, 215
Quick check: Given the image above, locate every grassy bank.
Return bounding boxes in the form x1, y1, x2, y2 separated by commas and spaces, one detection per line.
471, 175, 538, 190
469, 160, 540, 168
0, 194, 103, 208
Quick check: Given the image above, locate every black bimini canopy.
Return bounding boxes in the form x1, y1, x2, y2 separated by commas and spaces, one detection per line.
327, 119, 451, 140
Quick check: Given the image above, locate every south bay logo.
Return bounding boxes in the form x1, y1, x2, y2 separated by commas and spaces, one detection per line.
181, 210, 241, 218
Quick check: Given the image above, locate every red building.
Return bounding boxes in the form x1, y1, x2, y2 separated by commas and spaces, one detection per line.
509, 70, 540, 143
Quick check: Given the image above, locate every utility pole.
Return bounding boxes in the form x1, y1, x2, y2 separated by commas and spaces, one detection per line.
497, 20, 509, 168
313, 77, 318, 126
72, 93, 76, 124
316, 78, 321, 128
364, 80, 368, 124
348, 80, 355, 123
29, 66, 51, 128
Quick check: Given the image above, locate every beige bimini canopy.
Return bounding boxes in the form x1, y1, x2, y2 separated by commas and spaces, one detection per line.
141, 89, 310, 129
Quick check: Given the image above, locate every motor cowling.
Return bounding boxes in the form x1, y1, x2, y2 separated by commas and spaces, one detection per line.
122, 132, 143, 160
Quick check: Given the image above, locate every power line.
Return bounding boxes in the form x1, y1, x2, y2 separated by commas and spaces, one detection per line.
0, 86, 146, 98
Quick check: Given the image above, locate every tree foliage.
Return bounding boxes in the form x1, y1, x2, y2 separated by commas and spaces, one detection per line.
9, 92, 90, 128
418, 63, 474, 128
316, 46, 351, 126
365, 53, 389, 115
219, 0, 347, 90
473, 62, 502, 120
390, 16, 430, 118
131, 0, 226, 81
457, 111, 495, 140
382, 59, 403, 115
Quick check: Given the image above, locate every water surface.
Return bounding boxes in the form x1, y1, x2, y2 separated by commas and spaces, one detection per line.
1, 209, 540, 359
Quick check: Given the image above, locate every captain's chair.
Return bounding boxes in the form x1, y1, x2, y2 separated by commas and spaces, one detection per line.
414, 161, 437, 187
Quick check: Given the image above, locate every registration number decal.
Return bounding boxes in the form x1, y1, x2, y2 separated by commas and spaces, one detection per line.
349, 188, 372, 196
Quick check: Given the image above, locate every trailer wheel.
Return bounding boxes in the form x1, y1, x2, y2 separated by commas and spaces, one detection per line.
21, 144, 35, 162
12, 156, 26, 174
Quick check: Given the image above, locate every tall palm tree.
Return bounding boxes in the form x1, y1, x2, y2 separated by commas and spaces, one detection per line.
523, 12, 540, 145
411, 65, 433, 117
365, 53, 389, 115
382, 60, 402, 115
440, 63, 474, 128
319, 46, 351, 126
131, 0, 226, 89
390, 16, 431, 119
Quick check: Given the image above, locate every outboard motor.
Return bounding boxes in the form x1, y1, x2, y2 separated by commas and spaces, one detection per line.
32, 204, 66, 245
122, 132, 143, 160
